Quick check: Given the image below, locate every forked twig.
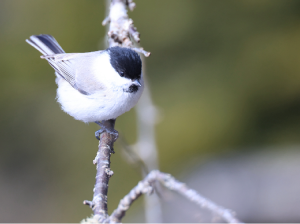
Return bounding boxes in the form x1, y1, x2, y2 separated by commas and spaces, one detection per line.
109, 170, 243, 224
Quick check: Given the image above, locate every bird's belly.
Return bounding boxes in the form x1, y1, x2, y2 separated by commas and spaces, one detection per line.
56, 79, 142, 123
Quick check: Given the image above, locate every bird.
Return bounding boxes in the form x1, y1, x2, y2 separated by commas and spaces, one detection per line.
26, 34, 143, 140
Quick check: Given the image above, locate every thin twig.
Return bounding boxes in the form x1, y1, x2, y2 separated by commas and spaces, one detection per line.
135, 63, 162, 222
117, 135, 149, 174
109, 170, 243, 223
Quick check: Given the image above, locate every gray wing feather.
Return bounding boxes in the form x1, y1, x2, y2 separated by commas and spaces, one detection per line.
26, 35, 80, 93
27, 34, 104, 95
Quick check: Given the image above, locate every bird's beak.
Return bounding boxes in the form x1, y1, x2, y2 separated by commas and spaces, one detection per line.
132, 79, 142, 87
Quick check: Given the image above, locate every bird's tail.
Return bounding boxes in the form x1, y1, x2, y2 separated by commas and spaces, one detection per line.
26, 34, 65, 56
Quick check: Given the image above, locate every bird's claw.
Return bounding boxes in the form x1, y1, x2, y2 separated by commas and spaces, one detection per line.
95, 121, 119, 141
95, 129, 104, 140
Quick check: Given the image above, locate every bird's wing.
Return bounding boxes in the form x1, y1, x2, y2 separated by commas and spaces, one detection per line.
47, 57, 77, 90
44, 53, 99, 95
48, 52, 105, 95
27, 35, 103, 95
72, 53, 107, 95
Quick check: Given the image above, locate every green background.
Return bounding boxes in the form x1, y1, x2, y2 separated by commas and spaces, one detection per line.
1, 0, 300, 222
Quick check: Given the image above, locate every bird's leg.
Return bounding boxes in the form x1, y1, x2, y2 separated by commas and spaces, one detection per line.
95, 120, 118, 154
95, 120, 119, 142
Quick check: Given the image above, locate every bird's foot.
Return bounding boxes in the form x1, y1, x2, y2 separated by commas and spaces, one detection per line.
95, 121, 119, 141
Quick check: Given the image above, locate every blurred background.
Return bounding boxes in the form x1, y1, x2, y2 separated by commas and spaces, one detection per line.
1, 0, 300, 222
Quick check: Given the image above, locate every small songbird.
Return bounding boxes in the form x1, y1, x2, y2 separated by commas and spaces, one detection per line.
26, 34, 143, 139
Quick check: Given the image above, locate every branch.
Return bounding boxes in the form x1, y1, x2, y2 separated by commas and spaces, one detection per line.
83, 120, 116, 222
83, 0, 148, 222
103, 0, 150, 56
109, 170, 243, 223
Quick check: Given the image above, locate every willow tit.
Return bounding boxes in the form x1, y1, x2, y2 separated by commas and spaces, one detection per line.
26, 34, 143, 139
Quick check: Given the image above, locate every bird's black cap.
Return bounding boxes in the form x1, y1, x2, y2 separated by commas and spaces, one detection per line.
107, 46, 142, 80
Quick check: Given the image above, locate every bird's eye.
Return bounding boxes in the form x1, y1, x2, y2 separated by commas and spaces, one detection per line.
120, 72, 124, 77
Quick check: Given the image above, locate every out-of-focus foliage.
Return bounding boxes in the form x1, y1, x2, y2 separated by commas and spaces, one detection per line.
1, 0, 300, 222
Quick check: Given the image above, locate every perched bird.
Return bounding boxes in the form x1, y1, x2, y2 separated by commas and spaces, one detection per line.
26, 34, 143, 139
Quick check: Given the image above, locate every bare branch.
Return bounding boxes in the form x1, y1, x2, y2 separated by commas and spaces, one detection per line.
88, 120, 117, 222
103, 0, 150, 56
108, 176, 153, 223
109, 170, 243, 223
